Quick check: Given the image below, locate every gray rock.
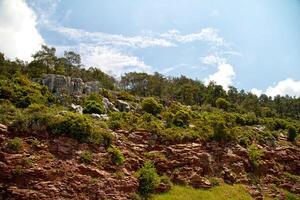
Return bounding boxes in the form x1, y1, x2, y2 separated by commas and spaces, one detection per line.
71, 103, 83, 114
91, 113, 109, 120
103, 97, 119, 112
116, 100, 131, 112
35, 74, 102, 96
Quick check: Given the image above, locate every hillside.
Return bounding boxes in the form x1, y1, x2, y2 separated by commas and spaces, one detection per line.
0, 50, 299, 200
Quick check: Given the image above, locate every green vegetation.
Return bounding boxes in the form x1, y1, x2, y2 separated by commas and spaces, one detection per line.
137, 161, 160, 197
83, 100, 105, 114
141, 97, 163, 115
7, 137, 23, 152
248, 144, 264, 170
107, 146, 125, 166
287, 126, 297, 142
153, 184, 253, 200
80, 150, 93, 163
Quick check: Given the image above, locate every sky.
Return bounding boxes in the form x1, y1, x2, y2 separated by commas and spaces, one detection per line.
0, 0, 300, 97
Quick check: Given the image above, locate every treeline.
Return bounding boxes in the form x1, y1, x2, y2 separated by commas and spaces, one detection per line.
0, 46, 299, 119
0, 45, 116, 89
119, 72, 300, 120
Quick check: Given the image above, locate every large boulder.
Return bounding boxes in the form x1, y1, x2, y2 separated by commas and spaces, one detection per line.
116, 100, 130, 112
103, 97, 119, 112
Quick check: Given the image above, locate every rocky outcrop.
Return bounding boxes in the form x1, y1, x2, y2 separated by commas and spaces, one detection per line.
34, 74, 102, 96
0, 124, 299, 199
103, 97, 119, 112
116, 100, 131, 112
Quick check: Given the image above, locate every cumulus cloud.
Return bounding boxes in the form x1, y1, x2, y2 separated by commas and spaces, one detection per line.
250, 88, 263, 96
0, 0, 44, 61
57, 44, 151, 77
265, 78, 300, 97
202, 55, 235, 90
250, 79, 300, 97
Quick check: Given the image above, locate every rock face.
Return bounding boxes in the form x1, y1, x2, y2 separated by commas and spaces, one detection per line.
35, 74, 102, 95
116, 100, 131, 112
103, 97, 119, 112
0, 124, 299, 199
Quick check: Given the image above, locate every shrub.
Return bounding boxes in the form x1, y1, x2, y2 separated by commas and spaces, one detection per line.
141, 97, 162, 115
7, 137, 23, 152
128, 193, 142, 200
215, 98, 230, 111
137, 161, 159, 197
88, 128, 112, 148
80, 150, 93, 163
211, 121, 233, 141
0, 75, 53, 108
83, 100, 105, 114
287, 126, 297, 142
172, 110, 190, 127
107, 146, 125, 166
118, 91, 135, 101
248, 143, 264, 170
53, 112, 93, 142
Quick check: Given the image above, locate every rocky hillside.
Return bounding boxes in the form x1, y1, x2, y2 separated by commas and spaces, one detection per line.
0, 72, 299, 200
0, 121, 299, 199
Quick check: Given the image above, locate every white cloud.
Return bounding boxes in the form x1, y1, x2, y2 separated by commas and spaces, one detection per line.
265, 78, 300, 97
202, 54, 227, 65
0, 0, 44, 61
250, 88, 263, 96
47, 25, 175, 48
203, 55, 235, 90
61, 44, 152, 77
161, 28, 226, 46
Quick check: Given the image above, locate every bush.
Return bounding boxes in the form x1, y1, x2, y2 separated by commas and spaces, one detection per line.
80, 150, 93, 163
107, 146, 125, 166
7, 137, 23, 152
88, 128, 112, 148
137, 161, 159, 197
215, 98, 230, 111
172, 110, 190, 127
0, 75, 53, 108
141, 97, 162, 115
83, 100, 105, 114
287, 126, 297, 142
248, 143, 264, 170
53, 112, 93, 142
118, 91, 135, 101
211, 121, 234, 141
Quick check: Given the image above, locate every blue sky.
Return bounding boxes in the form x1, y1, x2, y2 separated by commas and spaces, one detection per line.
0, 0, 300, 96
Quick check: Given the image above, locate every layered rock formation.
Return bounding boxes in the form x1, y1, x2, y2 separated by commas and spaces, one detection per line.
34, 74, 102, 96
0, 125, 299, 199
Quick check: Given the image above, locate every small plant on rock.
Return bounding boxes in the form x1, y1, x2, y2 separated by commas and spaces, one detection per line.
80, 150, 93, 163
7, 137, 23, 152
248, 143, 264, 171
107, 146, 125, 166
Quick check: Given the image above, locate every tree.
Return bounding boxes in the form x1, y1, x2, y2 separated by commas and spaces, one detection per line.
27, 45, 58, 77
